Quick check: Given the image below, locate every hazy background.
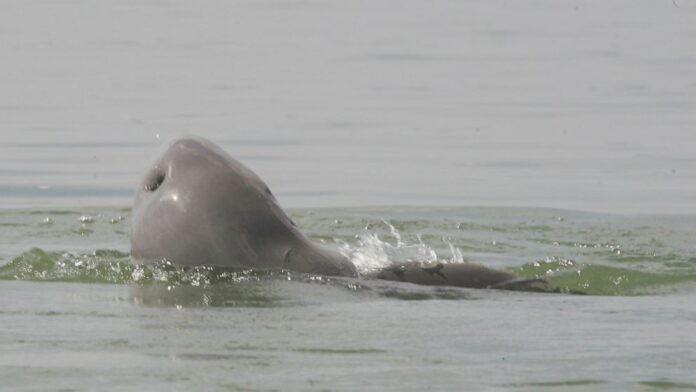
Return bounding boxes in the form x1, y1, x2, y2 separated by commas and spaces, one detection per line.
1, 0, 695, 212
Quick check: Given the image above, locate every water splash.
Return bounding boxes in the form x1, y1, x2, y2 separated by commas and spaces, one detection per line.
339, 220, 458, 274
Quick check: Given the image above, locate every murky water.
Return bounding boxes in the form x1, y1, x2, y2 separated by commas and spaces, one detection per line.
2, 207, 696, 390
2, 0, 696, 390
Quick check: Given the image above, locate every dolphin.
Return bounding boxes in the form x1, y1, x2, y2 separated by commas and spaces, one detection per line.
131, 137, 546, 291
131, 137, 357, 277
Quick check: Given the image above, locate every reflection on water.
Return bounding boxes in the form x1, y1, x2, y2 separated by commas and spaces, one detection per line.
128, 279, 476, 308
131, 282, 291, 308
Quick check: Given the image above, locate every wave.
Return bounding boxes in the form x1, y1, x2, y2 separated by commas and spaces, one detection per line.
4, 245, 696, 297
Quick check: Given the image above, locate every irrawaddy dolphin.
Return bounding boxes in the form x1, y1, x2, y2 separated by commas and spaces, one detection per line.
131, 137, 546, 291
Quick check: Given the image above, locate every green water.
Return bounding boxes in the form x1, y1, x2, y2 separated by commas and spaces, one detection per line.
4, 206, 696, 296
1, 206, 696, 391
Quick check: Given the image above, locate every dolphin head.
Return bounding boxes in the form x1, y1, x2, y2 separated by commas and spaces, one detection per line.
130, 137, 357, 277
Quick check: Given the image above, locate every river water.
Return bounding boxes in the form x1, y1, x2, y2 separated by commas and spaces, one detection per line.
2, 0, 696, 390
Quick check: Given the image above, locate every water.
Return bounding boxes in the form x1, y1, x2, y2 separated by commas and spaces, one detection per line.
2, 0, 696, 390
2, 0, 696, 212
2, 207, 696, 390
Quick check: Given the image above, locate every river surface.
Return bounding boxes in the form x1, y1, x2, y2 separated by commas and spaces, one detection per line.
2, 0, 696, 391
2, 207, 696, 391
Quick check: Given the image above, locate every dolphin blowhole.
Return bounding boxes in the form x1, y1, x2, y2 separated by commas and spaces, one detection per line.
143, 167, 166, 192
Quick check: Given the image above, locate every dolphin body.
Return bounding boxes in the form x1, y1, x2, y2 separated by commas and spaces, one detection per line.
131, 137, 544, 291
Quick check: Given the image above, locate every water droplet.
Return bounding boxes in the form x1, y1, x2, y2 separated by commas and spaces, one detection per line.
79, 215, 95, 224
109, 216, 125, 224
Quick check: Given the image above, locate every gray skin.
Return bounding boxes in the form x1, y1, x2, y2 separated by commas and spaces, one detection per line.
131, 137, 542, 290
131, 137, 357, 277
